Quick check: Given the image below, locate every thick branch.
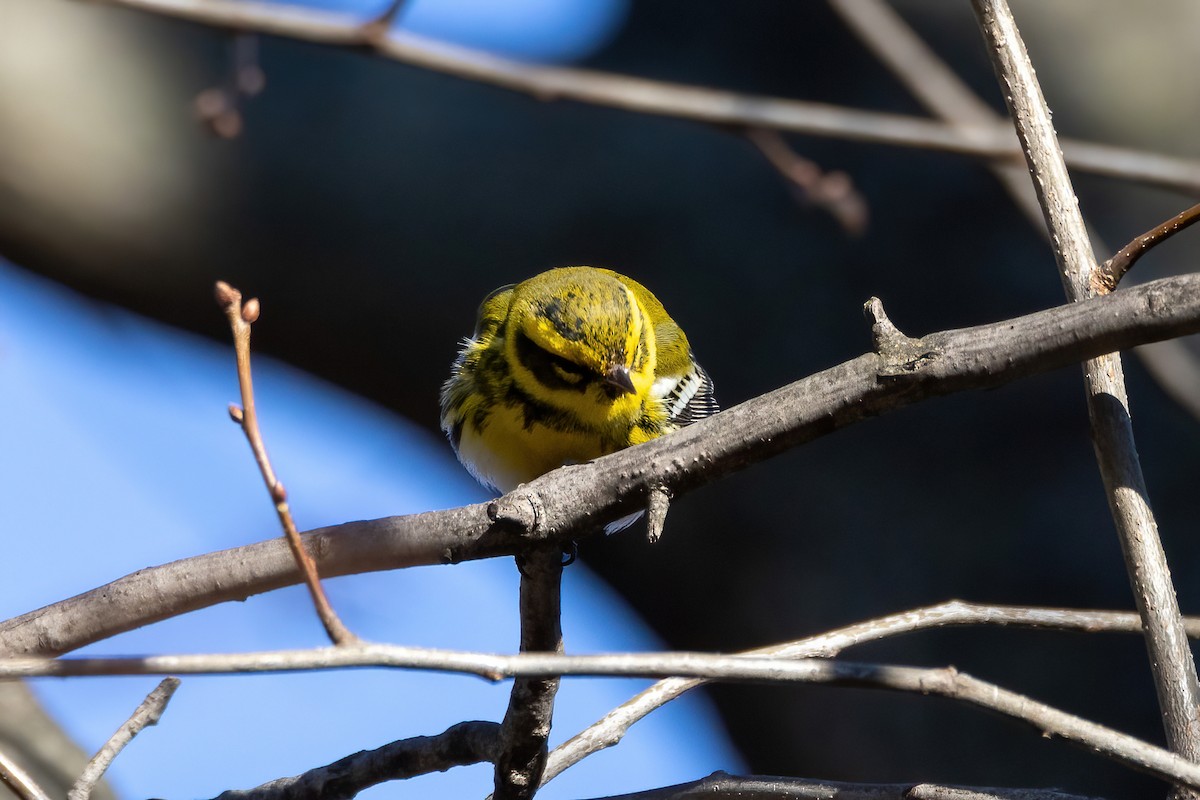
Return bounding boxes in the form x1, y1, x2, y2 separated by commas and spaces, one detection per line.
493, 548, 563, 800
5, 276, 1200, 658
86, 0, 1200, 194
973, 0, 1200, 782
581, 771, 1103, 800
209, 721, 501, 800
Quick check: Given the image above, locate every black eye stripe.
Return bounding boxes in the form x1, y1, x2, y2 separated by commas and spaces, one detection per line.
514, 331, 593, 392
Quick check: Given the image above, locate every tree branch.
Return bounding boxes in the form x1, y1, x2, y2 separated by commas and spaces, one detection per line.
541, 599, 1200, 785
214, 281, 356, 645
827, 0, 1046, 228
9, 649, 1200, 788
9, 601, 1200, 794
5, 276, 1200, 658
745, 128, 869, 234
493, 548, 564, 800
972, 0, 1200, 787
0, 747, 53, 800
67, 678, 180, 800
83, 0, 1200, 194
579, 771, 1104, 800
208, 721, 501, 800
1099, 202, 1200, 292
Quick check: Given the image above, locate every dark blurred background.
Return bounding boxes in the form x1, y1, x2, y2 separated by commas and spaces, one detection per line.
4, 0, 1200, 795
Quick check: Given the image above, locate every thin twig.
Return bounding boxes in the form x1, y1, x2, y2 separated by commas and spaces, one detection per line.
2, 601, 1198, 791
67, 678, 181, 800
9, 601, 1200, 681
214, 281, 357, 645
745, 128, 869, 234
830, 0, 1200, 425
541, 599, 1196, 784
85, 0, 1200, 194
7, 648, 1200, 787
209, 721, 501, 800
6, 275, 1200, 658
827, 0, 1045, 228
0, 747, 53, 800
579, 771, 1104, 800
971, 0, 1200, 791
493, 547, 564, 800
1099, 202, 1200, 292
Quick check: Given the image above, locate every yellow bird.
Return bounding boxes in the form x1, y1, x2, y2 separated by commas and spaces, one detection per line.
440, 266, 717, 497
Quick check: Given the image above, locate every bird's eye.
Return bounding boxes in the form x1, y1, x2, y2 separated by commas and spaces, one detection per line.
514, 330, 593, 392
551, 360, 586, 384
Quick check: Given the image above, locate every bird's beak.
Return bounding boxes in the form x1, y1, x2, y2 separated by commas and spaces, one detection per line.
603, 364, 637, 396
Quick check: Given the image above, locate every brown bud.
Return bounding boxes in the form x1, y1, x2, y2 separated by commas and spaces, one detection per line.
214, 281, 241, 309
228, 404, 244, 423
241, 298, 261, 324
271, 481, 288, 503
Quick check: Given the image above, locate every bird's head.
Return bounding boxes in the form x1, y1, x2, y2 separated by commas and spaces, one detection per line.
503, 267, 657, 420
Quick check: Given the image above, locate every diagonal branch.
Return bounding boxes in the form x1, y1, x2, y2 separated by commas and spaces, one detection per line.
541, 599, 1200, 784
215, 281, 357, 646
67, 678, 180, 800
972, 0, 1200, 788
1099, 202, 1200, 292
5, 277, 1200, 658
84, 0, 1200, 194
0, 747, 53, 800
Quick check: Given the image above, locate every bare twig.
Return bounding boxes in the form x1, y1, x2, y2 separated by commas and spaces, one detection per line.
1099, 202, 1200, 292
82, 0, 1200, 194
831, 0, 1200, 426
827, 0, 1045, 228
7, 648, 1200, 787
578, 771, 1103, 800
214, 281, 357, 645
10, 601, 1200, 682
542, 599, 1200, 784
745, 129, 869, 234
6, 275, 1200, 658
67, 678, 180, 800
5, 601, 1200, 790
209, 721, 500, 800
0, 748, 53, 800
493, 548, 563, 800
971, 0, 1200, 791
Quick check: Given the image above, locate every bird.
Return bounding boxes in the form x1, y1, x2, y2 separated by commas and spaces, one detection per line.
440, 266, 718, 503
